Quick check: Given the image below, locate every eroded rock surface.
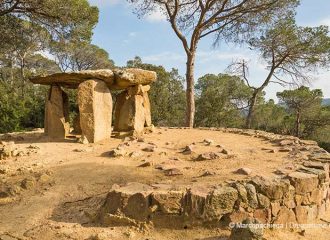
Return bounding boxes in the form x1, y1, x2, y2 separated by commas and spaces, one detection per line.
78, 80, 112, 143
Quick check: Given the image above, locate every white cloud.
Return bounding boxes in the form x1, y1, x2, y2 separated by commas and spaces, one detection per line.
311, 71, 330, 98
142, 52, 185, 62
320, 17, 330, 27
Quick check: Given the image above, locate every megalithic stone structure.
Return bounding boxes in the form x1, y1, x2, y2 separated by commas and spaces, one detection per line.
44, 85, 70, 139
78, 80, 113, 143
30, 68, 157, 142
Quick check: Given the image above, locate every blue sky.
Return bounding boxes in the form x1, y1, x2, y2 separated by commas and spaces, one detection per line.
89, 0, 330, 100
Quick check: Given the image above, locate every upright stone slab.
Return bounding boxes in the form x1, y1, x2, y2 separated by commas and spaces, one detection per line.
78, 80, 112, 143
114, 84, 151, 134
142, 85, 152, 127
44, 85, 70, 139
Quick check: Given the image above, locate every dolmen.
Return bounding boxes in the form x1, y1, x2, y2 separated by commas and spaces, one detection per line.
30, 68, 157, 143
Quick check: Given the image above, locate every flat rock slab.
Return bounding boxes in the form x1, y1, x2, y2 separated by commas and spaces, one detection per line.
30, 68, 157, 90
31, 69, 114, 89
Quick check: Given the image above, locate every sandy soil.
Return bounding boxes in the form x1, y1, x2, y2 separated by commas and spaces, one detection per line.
1, 128, 330, 240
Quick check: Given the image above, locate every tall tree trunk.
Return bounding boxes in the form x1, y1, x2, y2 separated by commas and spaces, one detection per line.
185, 52, 196, 128
295, 109, 301, 137
246, 90, 259, 129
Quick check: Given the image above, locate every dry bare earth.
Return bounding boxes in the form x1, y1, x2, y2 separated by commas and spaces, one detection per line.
0, 128, 330, 240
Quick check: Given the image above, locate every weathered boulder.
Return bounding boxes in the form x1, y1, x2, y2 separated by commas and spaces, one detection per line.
251, 176, 290, 200
98, 182, 154, 224
151, 190, 184, 214
295, 204, 318, 223
78, 80, 112, 143
203, 186, 238, 221
246, 184, 259, 209
112, 68, 157, 89
288, 171, 319, 194
44, 85, 70, 139
273, 207, 297, 224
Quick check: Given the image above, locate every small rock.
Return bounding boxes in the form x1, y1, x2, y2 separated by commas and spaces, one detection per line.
142, 145, 157, 152
109, 148, 127, 157
203, 139, 214, 146
196, 152, 220, 161
164, 168, 183, 176
200, 170, 216, 177
0, 167, 8, 174
78, 135, 89, 144
159, 151, 167, 156
169, 156, 181, 161
278, 147, 292, 152
21, 178, 36, 190
129, 151, 143, 158
38, 173, 51, 183
73, 148, 86, 152
221, 148, 229, 154
236, 168, 252, 175
138, 162, 151, 167
27, 145, 40, 149
279, 139, 295, 146
155, 164, 165, 170
11, 149, 19, 157
261, 148, 276, 153
181, 145, 194, 154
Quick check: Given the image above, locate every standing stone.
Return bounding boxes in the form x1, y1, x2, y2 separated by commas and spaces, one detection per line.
44, 85, 70, 139
78, 80, 112, 143
142, 86, 152, 127
114, 84, 150, 134
72, 114, 82, 134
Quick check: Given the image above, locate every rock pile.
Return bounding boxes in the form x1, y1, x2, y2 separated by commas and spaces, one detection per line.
0, 141, 39, 160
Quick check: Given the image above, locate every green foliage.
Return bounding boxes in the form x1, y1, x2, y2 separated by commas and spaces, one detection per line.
50, 41, 115, 72
250, 18, 330, 84
127, 57, 186, 126
1, 0, 99, 41
195, 74, 251, 128
277, 86, 323, 119
252, 99, 288, 133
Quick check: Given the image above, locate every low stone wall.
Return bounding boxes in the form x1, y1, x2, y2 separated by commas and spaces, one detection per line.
97, 127, 330, 228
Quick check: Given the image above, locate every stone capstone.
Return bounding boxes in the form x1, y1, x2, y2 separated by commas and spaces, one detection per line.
31, 69, 114, 89
30, 68, 156, 90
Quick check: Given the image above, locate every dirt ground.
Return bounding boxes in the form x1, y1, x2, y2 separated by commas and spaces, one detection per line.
1, 128, 330, 240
